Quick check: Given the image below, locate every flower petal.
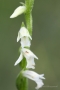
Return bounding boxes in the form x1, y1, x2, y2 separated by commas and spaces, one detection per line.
10, 6, 26, 18
22, 48, 38, 60
14, 53, 23, 66
21, 37, 31, 48
35, 80, 44, 89
39, 74, 45, 79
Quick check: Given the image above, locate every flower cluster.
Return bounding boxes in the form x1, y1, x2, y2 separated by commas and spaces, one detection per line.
10, 3, 45, 90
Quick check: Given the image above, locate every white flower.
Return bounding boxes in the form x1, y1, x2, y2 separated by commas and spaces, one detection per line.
17, 27, 32, 47
10, 6, 26, 18
22, 70, 45, 89
14, 48, 38, 69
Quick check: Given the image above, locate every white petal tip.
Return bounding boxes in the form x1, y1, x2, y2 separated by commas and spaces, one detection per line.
39, 74, 45, 79
10, 15, 13, 18
35, 56, 38, 60
14, 61, 19, 66
37, 57, 38, 59
35, 82, 44, 89
10, 15, 15, 18
14, 63, 17, 66
35, 85, 43, 89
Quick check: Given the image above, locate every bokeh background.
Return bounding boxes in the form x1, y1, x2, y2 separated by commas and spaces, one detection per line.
0, 0, 60, 90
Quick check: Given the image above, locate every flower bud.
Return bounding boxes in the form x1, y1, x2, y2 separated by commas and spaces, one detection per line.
10, 6, 26, 18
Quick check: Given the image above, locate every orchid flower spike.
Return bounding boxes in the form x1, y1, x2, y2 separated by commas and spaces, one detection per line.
14, 48, 38, 69
22, 70, 45, 89
10, 5, 26, 18
17, 27, 32, 47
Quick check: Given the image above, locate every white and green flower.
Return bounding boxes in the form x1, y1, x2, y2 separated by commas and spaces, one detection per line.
14, 48, 38, 69
22, 70, 45, 89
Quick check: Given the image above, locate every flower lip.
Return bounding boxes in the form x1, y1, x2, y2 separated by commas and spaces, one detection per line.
26, 57, 35, 69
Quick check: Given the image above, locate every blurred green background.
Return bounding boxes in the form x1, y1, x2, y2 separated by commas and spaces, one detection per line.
0, 0, 60, 90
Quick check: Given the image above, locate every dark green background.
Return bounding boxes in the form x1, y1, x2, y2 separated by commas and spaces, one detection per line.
0, 0, 60, 90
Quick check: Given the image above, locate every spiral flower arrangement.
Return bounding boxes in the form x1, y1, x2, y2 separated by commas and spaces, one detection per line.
10, 0, 45, 90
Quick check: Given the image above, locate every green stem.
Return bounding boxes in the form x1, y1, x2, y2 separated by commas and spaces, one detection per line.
25, 0, 34, 35
25, 13, 32, 35
16, 73, 28, 90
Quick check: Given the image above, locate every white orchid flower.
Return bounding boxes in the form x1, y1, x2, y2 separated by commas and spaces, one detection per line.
14, 48, 38, 69
10, 6, 26, 18
22, 70, 45, 89
17, 27, 32, 47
